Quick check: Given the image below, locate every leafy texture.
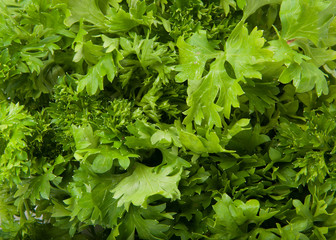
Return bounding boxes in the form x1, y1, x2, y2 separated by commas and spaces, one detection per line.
280, 0, 336, 45
177, 22, 272, 126
112, 163, 182, 209
77, 54, 116, 95
0, 102, 35, 186
211, 194, 278, 239
1, 0, 336, 239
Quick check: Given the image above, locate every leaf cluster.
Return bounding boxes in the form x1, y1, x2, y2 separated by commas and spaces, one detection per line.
1, 0, 336, 239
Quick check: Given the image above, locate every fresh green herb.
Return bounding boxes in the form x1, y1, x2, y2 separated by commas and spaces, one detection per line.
1, 0, 336, 239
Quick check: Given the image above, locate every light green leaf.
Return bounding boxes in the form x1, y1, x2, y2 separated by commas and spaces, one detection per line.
77, 54, 116, 95
65, 0, 105, 27
65, 0, 142, 32
71, 125, 99, 150
102, 35, 120, 53
237, 0, 247, 9
176, 30, 218, 83
280, 0, 336, 45
112, 163, 182, 209
179, 130, 207, 154
268, 37, 311, 65
92, 152, 114, 174
183, 54, 244, 126
177, 28, 270, 125
279, 63, 301, 84
105, 8, 141, 33
296, 61, 328, 96
125, 121, 157, 149
72, 21, 104, 64
150, 130, 172, 146
92, 147, 138, 173
14, 172, 56, 205
220, 0, 236, 15
213, 194, 278, 238
116, 205, 172, 240
243, 0, 282, 20
295, 40, 336, 67
65, 166, 124, 226
225, 22, 273, 79
279, 61, 328, 96
179, 128, 227, 154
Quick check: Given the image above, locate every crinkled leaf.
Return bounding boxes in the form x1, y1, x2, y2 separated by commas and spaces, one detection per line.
183, 55, 244, 126
242, 80, 280, 114
92, 146, 138, 173
116, 204, 172, 240
175, 31, 217, 90
77, 54, 116, 95
112, 163, 182, 209
225, 22, 273, 79
14, 172, 57, 205
280, 0, 336, 45
71, 125, 99, 150
279, 62, 328, 96
212, 194, 278, 238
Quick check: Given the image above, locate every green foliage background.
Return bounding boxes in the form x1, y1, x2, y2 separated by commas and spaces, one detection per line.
1, 0, 336, 239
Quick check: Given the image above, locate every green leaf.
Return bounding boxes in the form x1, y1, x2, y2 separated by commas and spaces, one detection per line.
151, 130, 173, 146
125, 121, 157, 149
71, 125, 99, 150
279, 61, 328, 96
72, 21, 104, 64
292, 197, 314, 225
243, 0, 282, 20
242, 80, 280, 114
65, 0, 106, 27
14, 172, 56, 205
220, 0, 236, 15
221, 118, 251, 146
0, 101, 35, 185
102, 35, 120, 53
296, 62, 328, 96
212, 194, 278, 238
176, 30, 218, 84
77, 54, 116, 95
269, 147, 282, 162
177, 29, 257, 126
296, 41, 336, 67
65, 166, 125, 227
0, 189, 20, 227
280, 0, 336, 45
2, 0, 336, 239
183, 54, 244, 126
105, 8, 142, 33
92, 146, 138, 173
112, 163, 182, 209
179, 127, 228, 154
268, 36, 310, 65
225, 22, 273, 79
227, 123, 270, 153
179, 130, 207, 154
116, 204, 172, 240
237, 0, 247, 9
